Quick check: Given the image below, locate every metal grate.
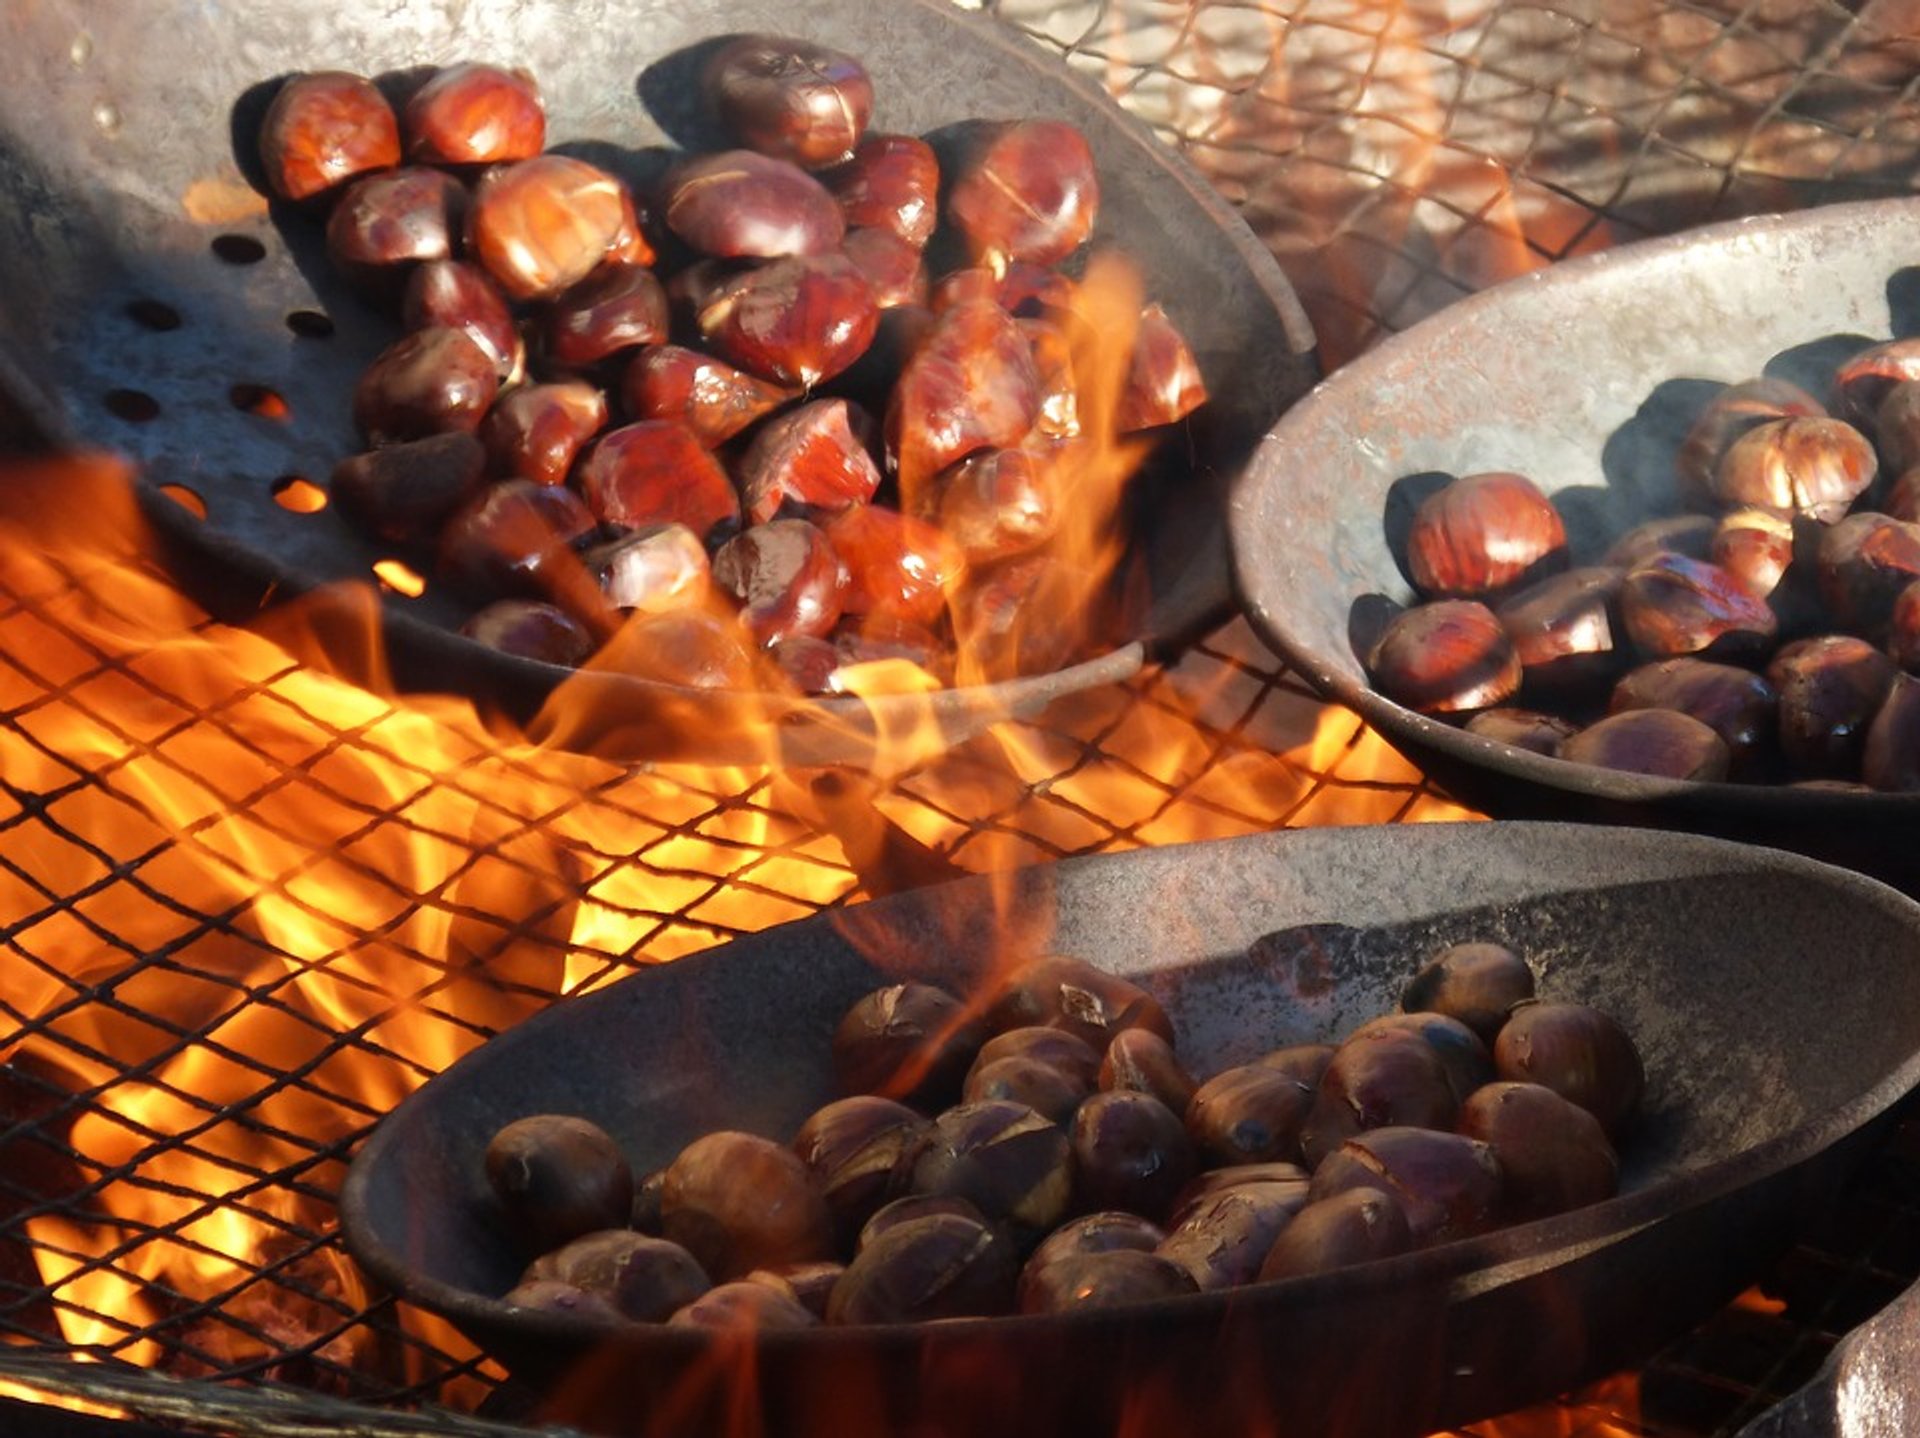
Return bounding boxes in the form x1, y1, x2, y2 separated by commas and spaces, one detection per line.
1, 1, 1919, 1434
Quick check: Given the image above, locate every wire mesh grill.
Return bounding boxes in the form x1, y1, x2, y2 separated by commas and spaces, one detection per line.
3, 0, 1920, 1434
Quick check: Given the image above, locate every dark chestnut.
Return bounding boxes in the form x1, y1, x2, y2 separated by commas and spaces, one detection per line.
576, 421, 740, 543
1463, 708, 1577, 756
1609, 658, 1778, 775
713, 519, 850, 647
468, 155, 633, 301
822, 504, 965, 628
745, 1261, 844, 1320
1298, 1029, 1457, 1169
1185, 1065, 1314, 1168
1834, 337, 1920, 428
484, 1114, 633, 1255
404, 62, 545, 165
830, 981, 982, 1108
1099, 1027, 1198, 1115
1603, 514, 1716, 570
437, 479, 597, 602
1154, 1181, 1307, 1290
462, 600, 596, 666
1892, 582, 1920, 672
1618, 554, 1777, 660
481, 381, 607, 488
1071, 1091, 1196, 1220
632, 1168, 665, 1235
668, 1280, 818, 1330
1456, 1081, 1618, 1219
665, 150, 846, 258
543, 263, 669, 369
500, 1278, 624, 1323
330, 430, 487, 543
886, 299, 1042, 499
822, 134, 939, 246
1887, 468, 1920, 524
403, 260, 523, 383
1767, 635, 1897, 777
1712, 416, 1876, 520
1863, 672, 1920, 790
1251, 1044, 1338, 1091
791, 1095, 930, 1248
1709, 506, 1796, 599
909, 1100, 1073, 1242
325, 168, 465, 294
1494, 1001, 1644, 1141
1307, 1126, 1503, 1245
706, 36, 873, 168
737, 399, 882, 525
697, 252, 879, 388
985, 955, 1175, 1053
1167, 1165, 1310, 1224
352, 326, 498, 445
586, 524, 710, 615
1256, 1189, 1412, 1281
1024, 1211, 1166, 1274
962, 1055, 1089, 1124
1017, 1249, 1198, 1314
1366, 600, 1522, 715
923, 445, 1061, 566
1558, 708, 1730, 781
857, 1194, 989, 1252
1402, 942, 1536, 1045
1116, 304, 1208, 431
948, 120, 1099, 269
1818, 512, 1920, 637
258, 71, 400, 202
970, 1027, 1103, 1091
622, 345, 794, 449
1405, 472, 1567, 599
827, 1211, 1016, 1323
526, 1231, 709, 1322
1494, 566, 1622, 689
660, 1130, 834, 1280
1346, 1013, 1494, 1106
1676, 376, 1826, 507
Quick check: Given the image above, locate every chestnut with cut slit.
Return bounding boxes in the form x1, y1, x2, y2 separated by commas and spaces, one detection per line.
405, 62, 545, 166
831, 981, 982, 1109
706, 35, 873, 169
1406, 472, 1567, 599
1367, 600, 1521, 715
948, 120, 1099, 271
484, 1114, 633, 1256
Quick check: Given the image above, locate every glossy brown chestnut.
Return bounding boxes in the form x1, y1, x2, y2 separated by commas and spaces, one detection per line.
1185, 1065, 1314, 1168
1255, 1188, 1412, 1281
1834, 337, 1920, 428
1099, 1027, 1198, 1115
821, 134, 939, 246
856, 1194, 990, 1252
665, 150, 847, 258
1251, 1044, 1338, 1091
576, 421, 740, 543
1863, 672, 1920, 790
1710, 506, 1797, 600
258, 71, 400, 202
632, 1168, 665, 1235
1456, 1081, 1618, 1220
1116, 304, 1208, 431
1071, 1091, 1196, 1219
697, 252, 879, 388
1401, 942, 1536, 1045
1603, 514, 1716, 570
1306, 1126, 1503, 1245
622, 345, 793, 449
1299, 1028, 1458, 1169
526, 1230, 709, 1322
1016, 1249, 1198, 1314
952, 553, 1105, 680
791, 1095, 930, 1249
468, 155, 633, 301
886, 299, 1043, 499
403, 260, 523, 382
738, 399, 882, 525
1617, 553, 1778, 660
461, 600, 597, 667
985, 955, 1175, 1053
1608, 657, 1778, 775
1405, 472, 1567, 599
841, 227, 927, 310
909, 1100, 1073, 1242
352, 326, 499, 445
542, 263, 669, 369
1154, 1180, 1307, 1290
1818, 512, 1920, 636
1346, 1012, 1495, 1106
827, 1211, 1015, 1323
969, 1026, 1103, 1091
823, 504, 965, 628
481, 381, 607, 488
1167, 1166, 1311, 1223
948, 120, 1100, 270
1767, 635, 1897, 777
325, 168, 466, 295
1463, 708, 1577, 756
962, 1055, 1089, 1124
1676, 376, 1826, 508
329, 430, 487, 543
1366, 600, 1522, 715
830, 981, 982, 1108
707, 35, 873, 169
437, 479, 597, 602
1713, 416, 1876, 521
1494, 1000, 1645, 1141
712, 519, 850, 647
484, 1113, 633, 1255
660, 1130, 834, 1280
1557, 708, 1731, 781
404, 62, 545, 165
1023, 1211, 1166, 1275
923, 445, 1061, 566
1494, 566, 1622, 689
668, 1280, 818, 1330
586, 523, 710, 615
594, 609, 757, 691
745, 1261, 844, 1320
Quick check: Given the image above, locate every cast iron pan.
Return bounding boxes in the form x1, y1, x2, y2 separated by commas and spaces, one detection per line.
342, 822, 1920, 1438
0, 0, 1315, 766
1229, 198, 1920, 890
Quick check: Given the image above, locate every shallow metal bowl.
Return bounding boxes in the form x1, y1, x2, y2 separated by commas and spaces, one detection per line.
342, 822, 1920, 1438
1229, 199, 1920, 889
0, 0, 1314, 765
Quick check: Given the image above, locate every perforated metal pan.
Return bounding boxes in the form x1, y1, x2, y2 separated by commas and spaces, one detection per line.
342, 823, 1920, 1438
0, 0, 1314, 765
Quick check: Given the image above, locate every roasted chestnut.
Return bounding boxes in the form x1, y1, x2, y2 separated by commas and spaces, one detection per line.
1299, 1027, 1458, 1169
1405, 472, 1567, 599
1863, 672, 1920, 790
525, 1230, 709, 1322
664, 150, 846, 258
660, 1130, 834, 1280
1185, 1064, 1314, 1168
1712, 416, 1876, 521
745, 1261, 844, 1320
909, 1100, 1073, 1243
325, 168, 466, 294
696, 252, 879, 388
1603, 514, 1716, 570
542, 263, 669, 369
1891, 582, 1920, 672
1115, 303, 1208, 432
1676, 376, 1826, 507
1099, 1027, 1198, 1115
841, 225, 929, 309
576, 421, 740, 543
669, 1279, 819, 1330
831, 981, 983, 1108
1463, 708, 1577, 756
1818, 512, 1920, 637
1767, 635, 1897, 777
1255, 1188, 1412, 1281
1493, 1001, 1644, 1141
352, 327, 499, 445
1494, 566, 1622, 689
484, 1113, 634, 1255
481, 381, 608, 489
1608, 657, 1778, 776
586, 524, 710, 615
985, 955, 1175, 1053
1251, 1043, 1337, 1091
791, 1095, 931, 1248
403, 260, 523, 382
1617, 554, 1778, 661
706, 35, 873, 169
1016, 1249, 1198, 1314
713, 519, 850, 647
947, 120, 1099, 270
1710, 506, 1797, 600
857, 1193, 989, 1251
962, 1055, 1089, 1124
1167, 1165, 1310, 1222
1154, 1181, 1307, 1290
437, 479, 597, 602
823, 504, 965, 628
886, 299, 1042, 498
1306, 1126, 1503, 1245
969, 1026, 1102, 1091
1023, 1211, 1166, 1273
1456, 1081, 1618, 1219
1833, 337, 1920, 428
468, 155, 633, 301
1070, 1091, 1196, 1220
623, 345, 794, 449
1346, 1012, 1494, 1106
500, 1277, 624, 1323
1401, 942, 1535, 1045
822, 133, 939, 246
737, 399, 882, 525
592, 609, 756, 691
404, 62, 545, 166
330, 431, 487, 543
258, 71, 400, 202
827, 1211, 1016, 1323
1366, 600, 1522, 715
1557, 707, 1731, 782
462, 600, 597, 666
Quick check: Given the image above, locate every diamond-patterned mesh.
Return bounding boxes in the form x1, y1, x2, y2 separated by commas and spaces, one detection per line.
4, 2, 1920, 1435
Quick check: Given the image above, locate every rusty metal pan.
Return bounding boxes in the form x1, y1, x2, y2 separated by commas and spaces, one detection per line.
341, 822, 1920, 1438
1229, 199, 1920, 890
0, 0, 1314, 766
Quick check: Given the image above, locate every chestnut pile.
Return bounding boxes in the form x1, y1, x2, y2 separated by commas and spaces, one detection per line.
482, 943, 1643, 1330
254, 37, 1206, 691
1363, 349, 1920, 788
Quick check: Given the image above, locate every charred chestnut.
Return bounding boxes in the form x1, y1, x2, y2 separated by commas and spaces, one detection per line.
1256, 1188, 1412, 1281
1185, 1064, 1314, 1168
1366, 600, 1522, 714
500, 1277, 624, 1323
1154, 1181, 1307, 1290
1346, 1012, 1494, 1106
962, 1054, 1090, 1124
1251, 1043, 1338, 1091
1024, 1211, 1166, 1273
1168, 1165, 1310, 1223
1401, 942, 1536, 1045
1406, 472, 1567, 599
1456, 1080, 1618, 1219
909, 1100, 1073, 1243
485, 1113, 633, 1255
660, 1130, 834, 1280
745, 1261, 844, 1320
831, 981, 982, 1108
969, 1026, 1103, 1091
791, 1095, 930, 1248
857, 1193, 989, 1251
1493, 1001, 1644, 1141
1299, 1028, 1458, 1169
1863, 672, 1920, 791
